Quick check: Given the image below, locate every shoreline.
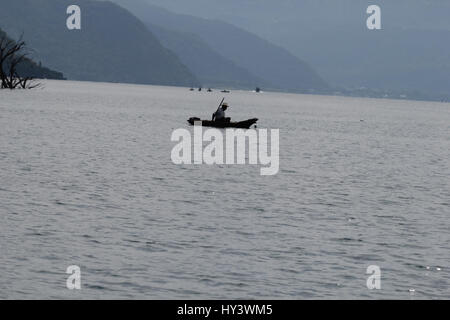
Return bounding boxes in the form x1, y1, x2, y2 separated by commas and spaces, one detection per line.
20, 79, 450, 106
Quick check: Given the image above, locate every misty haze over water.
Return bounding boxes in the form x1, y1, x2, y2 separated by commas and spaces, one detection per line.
118, 0, 450, 100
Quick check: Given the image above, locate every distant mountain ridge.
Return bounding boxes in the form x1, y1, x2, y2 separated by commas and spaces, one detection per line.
0, 0, 199, 87
0, 0, 330, 92
112, 0, 329, 93
148, 23, 266, 90
138, 0, 450, 96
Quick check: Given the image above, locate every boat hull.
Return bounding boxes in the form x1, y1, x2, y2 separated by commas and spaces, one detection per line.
188, 117, 258, 129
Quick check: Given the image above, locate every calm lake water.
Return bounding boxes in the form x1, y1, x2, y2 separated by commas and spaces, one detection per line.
0, 80, 449, 299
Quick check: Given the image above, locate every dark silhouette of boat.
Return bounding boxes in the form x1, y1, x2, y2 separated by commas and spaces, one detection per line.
221, 90, 230, 93
188, 117, 258, 129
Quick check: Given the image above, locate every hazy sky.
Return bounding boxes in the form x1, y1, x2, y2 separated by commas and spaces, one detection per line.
137, 0, 450, 31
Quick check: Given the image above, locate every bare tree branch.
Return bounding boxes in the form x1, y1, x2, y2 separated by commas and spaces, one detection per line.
0, 33, 40, 89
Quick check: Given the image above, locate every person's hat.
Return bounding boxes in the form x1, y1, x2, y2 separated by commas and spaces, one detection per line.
222, 103, 229, 107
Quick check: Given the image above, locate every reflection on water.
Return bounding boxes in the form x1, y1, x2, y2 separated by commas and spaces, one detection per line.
0, 80, 449, 299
